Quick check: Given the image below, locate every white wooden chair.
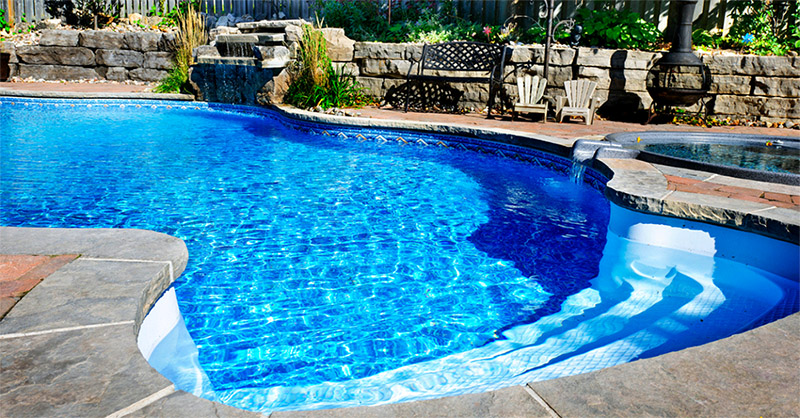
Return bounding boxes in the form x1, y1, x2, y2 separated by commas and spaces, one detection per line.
512, 74, 548, 123
556, 79, 600, 125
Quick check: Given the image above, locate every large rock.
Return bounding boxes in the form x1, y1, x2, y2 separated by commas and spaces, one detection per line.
354, 42, 406, 60
576, 47, 659, 70
15, 46, 95, 66
129, 68, 168, 82
96, 49, 144, 68
709, 74, 752, 95
511, 47, 576, 66
124, 32, 162, 52
284, 24, 302, 43
320, 28, 355, 62
355, 76, 384, 96
333, 61, 359, 76
159, 33, 177, 52
708, 55, 798, 77
361, 59, 411, 78
80, 31, 125, 49
39, 30, 81, 47
143, 52, 174, 70
713, 95, 800, 118
17, 64, 99, 80
752, 76, 800, 97
193, 45, 220, 59
577, 66, 648, 91
104, 66, 129, 81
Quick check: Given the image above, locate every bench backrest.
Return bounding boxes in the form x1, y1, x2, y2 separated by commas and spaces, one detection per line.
420, 42, 506, 72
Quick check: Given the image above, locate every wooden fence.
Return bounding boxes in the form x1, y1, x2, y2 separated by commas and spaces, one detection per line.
0, 0, 782, 35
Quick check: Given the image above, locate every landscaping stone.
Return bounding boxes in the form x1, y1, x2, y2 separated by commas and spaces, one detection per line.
355, 76, 384, 95
578, 66, 648, 91
15, 46, 95, 66
752, 76, 800, 97
321, 28, 355, 62
707, 55, 799, 77
124, 32, 162, 52
714, 95, 800, 118
709, 74, 752, 95
511, 47, 576, 66
354, 42, 406, 60
79, 30, 125, 49
236, 19, 306, 32
143, 51, 173, 70
96, 49, 144, 68
38, 30, 80, 47
129, 68, 168, 82
333, 61, 359, 76
105, 66, 129, 81
576, 47, 659, 70
362, 58, 411, 78
285, 24, 302, 43
17, 64, 99, 80
158, 33, 177, 52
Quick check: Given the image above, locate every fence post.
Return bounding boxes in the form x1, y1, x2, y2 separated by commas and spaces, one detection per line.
5, 0, 14, 29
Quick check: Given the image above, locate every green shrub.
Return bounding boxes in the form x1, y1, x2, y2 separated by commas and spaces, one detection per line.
0, 9, 11, 32
575, 7, 662, 50
149, 0, 201, 27
154, 4, 206, 94
284, 24, 370, 109
726, 0, 796, 55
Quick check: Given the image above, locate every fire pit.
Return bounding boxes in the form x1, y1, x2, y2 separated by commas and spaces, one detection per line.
646, 0, 711, 121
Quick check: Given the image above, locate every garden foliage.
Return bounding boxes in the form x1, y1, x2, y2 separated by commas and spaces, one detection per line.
44, 0, 120, 28
154, 4, 206, 94
575, 7, 662, 49
284, 24, 370, 109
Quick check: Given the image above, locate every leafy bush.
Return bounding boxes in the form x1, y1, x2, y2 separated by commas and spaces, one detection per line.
45, 0, 120, 28
0, 9, 11, 32
726, 0, 796, 55
149, 0, 200, 27
154, 4, 206, 94
284, 24, 369, 109
575, 7, 662, 50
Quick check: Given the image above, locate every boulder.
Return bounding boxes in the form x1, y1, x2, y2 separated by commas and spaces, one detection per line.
709, 75, 752, 95
128, 13, 144, 22
129, 68, 169, 82
284, 24, 302, 43
80, 31, 125, 49
124, 32, 162, 52
320, 28, 355, 62
577, 66, 648, 91
752, 76, 800, 97
159, 33, 177, 52
104, 66, 129, 81
361, 59, 410, 78
333, 61, 359, 76
39, 30, 81, 47
16, 46, 95, 66
96, 49, 144, 68
17, 64, 99, 80
576, 47, 658, 69
144, 51, 174, 70
354, 42, 405, 60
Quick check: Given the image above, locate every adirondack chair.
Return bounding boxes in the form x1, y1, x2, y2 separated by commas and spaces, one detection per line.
556, 80, 600, 125
512, 74, 548, 122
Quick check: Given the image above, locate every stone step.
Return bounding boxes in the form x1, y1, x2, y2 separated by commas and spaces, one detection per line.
214, 33, 284, 45
195, 55, 290, 69
236, 19, 306, 32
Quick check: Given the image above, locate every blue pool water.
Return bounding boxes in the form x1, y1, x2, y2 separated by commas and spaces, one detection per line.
2, 99, 798, 412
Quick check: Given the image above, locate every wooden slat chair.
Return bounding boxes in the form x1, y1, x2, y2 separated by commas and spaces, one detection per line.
512, 74, 548, 122
556, 79, 600, 125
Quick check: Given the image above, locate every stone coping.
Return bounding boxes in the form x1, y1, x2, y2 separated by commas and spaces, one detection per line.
0, 88, 194, 101
1, 100, 798, 417
273, 105, 800, 244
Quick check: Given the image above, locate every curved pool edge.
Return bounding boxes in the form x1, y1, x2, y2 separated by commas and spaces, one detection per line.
0, 225, 797, 417
272, 105, 800, 244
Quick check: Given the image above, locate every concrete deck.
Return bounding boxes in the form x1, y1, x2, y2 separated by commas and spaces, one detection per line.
0, 85, 798, 417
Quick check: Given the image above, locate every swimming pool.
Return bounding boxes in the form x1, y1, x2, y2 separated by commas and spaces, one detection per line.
2, 98, 797, 413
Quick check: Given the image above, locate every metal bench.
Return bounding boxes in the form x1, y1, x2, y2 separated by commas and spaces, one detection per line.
404, 42, 510, 118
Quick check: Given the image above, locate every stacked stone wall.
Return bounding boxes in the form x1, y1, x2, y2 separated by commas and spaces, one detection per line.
331, 39, 799, 123
1, 30, 176, 82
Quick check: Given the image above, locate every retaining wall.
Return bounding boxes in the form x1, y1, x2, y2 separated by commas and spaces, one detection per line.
333, 39, 800, 123
0, 30, 176, 82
